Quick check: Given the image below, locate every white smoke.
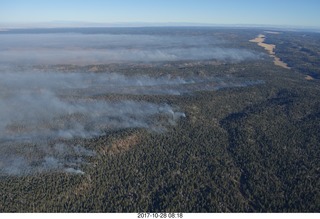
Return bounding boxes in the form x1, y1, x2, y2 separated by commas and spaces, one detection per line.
0, 33, 260, 65
0, 70, 189, 176
0, 30, 263, 175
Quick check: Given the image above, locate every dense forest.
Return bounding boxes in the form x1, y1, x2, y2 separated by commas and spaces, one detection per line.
0, 28, 319, 212
264, 30, 320, 79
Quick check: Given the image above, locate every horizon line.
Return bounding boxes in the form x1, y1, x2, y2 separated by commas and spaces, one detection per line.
1, 21, 320, 31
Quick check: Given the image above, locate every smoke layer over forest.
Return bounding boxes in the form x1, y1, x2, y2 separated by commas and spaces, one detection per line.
0, 33, 260, 65
0, 30, 262, 175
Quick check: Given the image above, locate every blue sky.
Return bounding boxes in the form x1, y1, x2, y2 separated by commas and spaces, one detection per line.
1, 0, 320, 27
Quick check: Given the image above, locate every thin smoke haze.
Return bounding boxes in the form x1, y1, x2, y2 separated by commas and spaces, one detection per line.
0, 29, 263, 175
0, 33, 261, 65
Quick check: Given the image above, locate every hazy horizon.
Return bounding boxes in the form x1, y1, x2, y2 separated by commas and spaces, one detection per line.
1, 0, 320, 29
